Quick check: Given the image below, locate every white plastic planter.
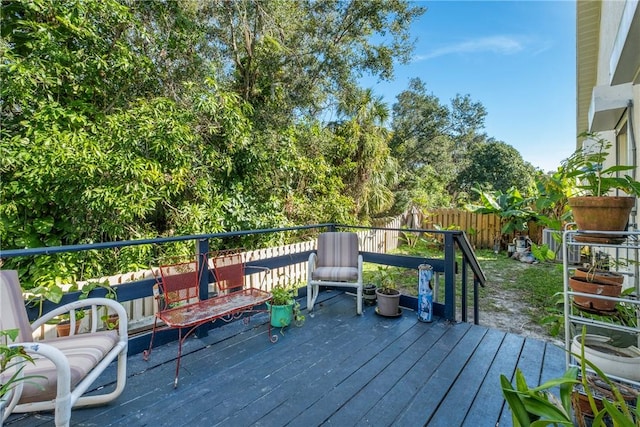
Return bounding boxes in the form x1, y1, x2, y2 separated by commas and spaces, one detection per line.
571, 334, 640, 381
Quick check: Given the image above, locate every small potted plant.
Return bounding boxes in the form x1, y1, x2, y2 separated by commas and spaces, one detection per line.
570, 256, 624, 313
266, 285, 304, 329
373, 267, 401, 317
363, 283, 377, 306
562, 131, 640, 243
77, 280, 119, 330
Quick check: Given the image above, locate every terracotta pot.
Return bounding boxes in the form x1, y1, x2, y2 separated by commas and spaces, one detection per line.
572, 375, 638, 421
574, 267, 624, 286
569, 276, 622, 312
569, 196, 634, 243
375, 288, 400, 317
56, 321, 80, 337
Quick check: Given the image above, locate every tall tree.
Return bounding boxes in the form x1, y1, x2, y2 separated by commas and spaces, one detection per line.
456, 139, 537, 198
201, 0, 425, 125
334, 88, 397, 218
389, 78, 455, 210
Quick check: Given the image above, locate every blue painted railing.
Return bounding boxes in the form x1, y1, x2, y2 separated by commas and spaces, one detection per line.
0, 224, 485, 354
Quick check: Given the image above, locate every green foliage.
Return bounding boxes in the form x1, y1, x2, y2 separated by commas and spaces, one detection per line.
502, 328, 640, 426
0, 329, 43, 399
530, 243, 555, 263
390, 78, 456, 211
562, 131, 640, 197
456, 139, 537, 197
500, 367, 578, 426
466, 187, 539, 235
532, 168, 575, 230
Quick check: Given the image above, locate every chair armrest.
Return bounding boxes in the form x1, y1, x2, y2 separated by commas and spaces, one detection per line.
30, 298, 128, 337
5, 341, 71, 422
307, 252, 317, 281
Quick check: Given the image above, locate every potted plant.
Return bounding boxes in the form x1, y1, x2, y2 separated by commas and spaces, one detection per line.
562, 131, 640, 243
373, 267, 401, 317
77, 280, 119, 330
363, 283, 377, 306
570, 256, 624, 313
55, 310, 86, 337
266, 285, 304, 329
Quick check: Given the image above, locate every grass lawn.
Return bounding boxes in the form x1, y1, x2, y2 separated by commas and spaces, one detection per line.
363, 237, 565, 341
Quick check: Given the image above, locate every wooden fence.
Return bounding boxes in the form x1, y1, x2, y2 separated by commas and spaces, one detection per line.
422, 208, 544, 250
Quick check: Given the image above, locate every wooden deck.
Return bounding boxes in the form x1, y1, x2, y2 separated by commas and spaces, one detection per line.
6, 292, 566, 427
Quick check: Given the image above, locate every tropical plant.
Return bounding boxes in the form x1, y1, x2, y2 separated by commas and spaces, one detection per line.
501, 365, 578, 426
501, 327, 639, 426
466, 186, 539, 236
562, 131, 640, 198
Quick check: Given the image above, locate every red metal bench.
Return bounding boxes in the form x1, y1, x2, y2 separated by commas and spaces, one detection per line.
143, 249, 276, 387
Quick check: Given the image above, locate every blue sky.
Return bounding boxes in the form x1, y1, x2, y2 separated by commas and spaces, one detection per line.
361, 0, 576, 173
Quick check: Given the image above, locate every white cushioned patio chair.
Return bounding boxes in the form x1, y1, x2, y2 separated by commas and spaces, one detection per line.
0, 270, 128, 427
307, 232, 363, 315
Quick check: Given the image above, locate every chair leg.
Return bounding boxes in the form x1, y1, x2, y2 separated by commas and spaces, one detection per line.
307, 284, 319, 313
143, 317, 159, 361
174, 328, 184, 388
356, 286, 363, 315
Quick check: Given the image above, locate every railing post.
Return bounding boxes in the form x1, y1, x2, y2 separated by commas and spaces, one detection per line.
473, 276, 480, 325
460, 260, 467, 323
196, 239, 210, 300
443, 233, 456, 321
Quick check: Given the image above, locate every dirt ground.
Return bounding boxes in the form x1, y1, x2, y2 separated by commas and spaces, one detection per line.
475, 260, 562, 345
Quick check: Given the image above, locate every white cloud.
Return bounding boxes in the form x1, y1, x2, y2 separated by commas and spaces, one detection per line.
415, 35, 526, 61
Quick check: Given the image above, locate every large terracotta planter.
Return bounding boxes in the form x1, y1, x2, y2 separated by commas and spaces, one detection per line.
568, 196, 635, 243
573, 267, 624, 286
569, 276, 622, 312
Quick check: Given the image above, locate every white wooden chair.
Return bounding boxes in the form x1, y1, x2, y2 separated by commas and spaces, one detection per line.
0, 270, 128, 427
307, 232, 363, 315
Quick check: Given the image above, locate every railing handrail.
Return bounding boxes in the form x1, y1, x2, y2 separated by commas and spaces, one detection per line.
0, 223, 336, 258
2, 222, 485, 354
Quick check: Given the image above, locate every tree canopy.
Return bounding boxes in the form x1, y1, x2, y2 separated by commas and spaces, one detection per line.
1, 0, 541, 284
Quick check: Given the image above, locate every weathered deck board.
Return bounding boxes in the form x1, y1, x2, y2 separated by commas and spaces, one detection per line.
5, 292, 566, 427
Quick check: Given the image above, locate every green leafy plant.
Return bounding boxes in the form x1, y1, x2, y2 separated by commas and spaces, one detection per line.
501, 327, 639, 426
466, 186, 539, 237
0, 329, 43, 401
501, 366, 578, 426
530, 242, 556, 263
76, 280, 119, 329
269, 285, 305, 328
372, 266, 399, 295
562, 131, 640, 197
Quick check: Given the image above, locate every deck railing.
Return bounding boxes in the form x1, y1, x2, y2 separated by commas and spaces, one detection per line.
0, 222, 485, 354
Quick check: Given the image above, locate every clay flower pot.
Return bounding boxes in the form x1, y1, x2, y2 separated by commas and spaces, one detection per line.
375, 288, 401, 317
569, 276, 622, 312
569, 196, 635, 243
